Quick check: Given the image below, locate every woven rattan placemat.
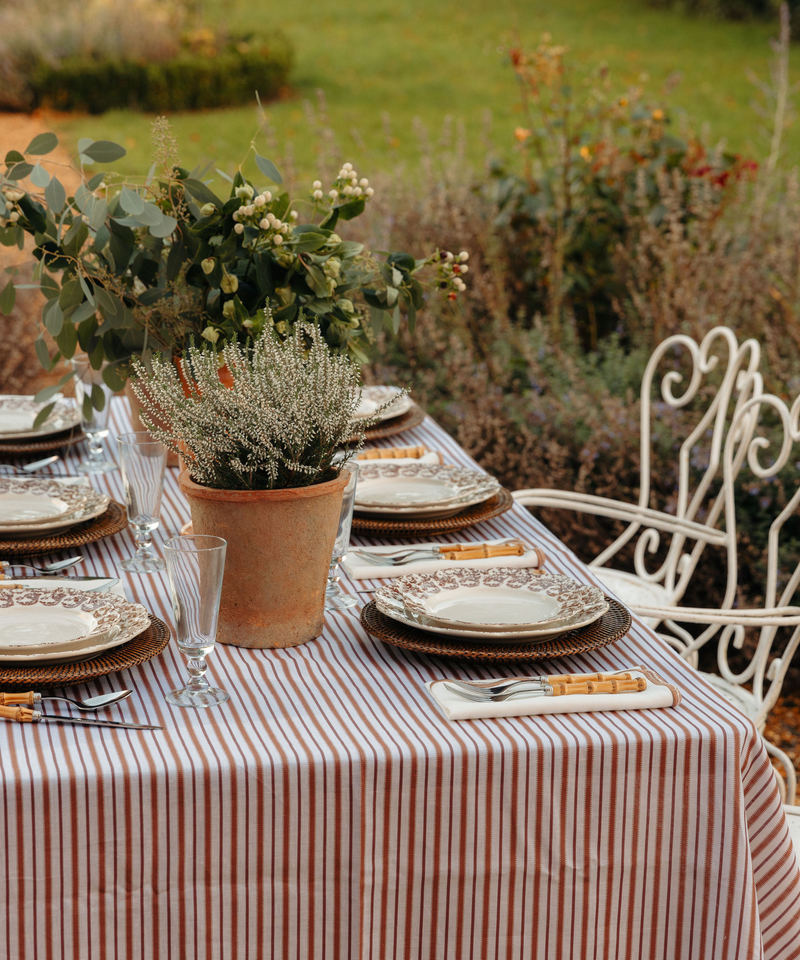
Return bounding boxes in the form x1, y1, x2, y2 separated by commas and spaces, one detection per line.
351, 488, 514, 538
349, 405, 426, 444
0, 501, 128, 558
0, 428, 85, 455
0, 613, 170, 688
360, 596, 631, 661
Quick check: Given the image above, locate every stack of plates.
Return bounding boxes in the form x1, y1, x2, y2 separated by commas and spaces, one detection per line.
0, 478, 110, 538
0, 586, 151, 663
375, 568, 609, 644
353, 386, 414, 423
354, 462, 501, 519
0, 395, 80, 440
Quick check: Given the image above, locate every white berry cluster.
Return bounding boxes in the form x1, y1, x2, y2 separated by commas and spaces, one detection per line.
231, 189, 298, 247
312, 162, 375, 205
437, 250, 470, 300
1, 187, 25, 226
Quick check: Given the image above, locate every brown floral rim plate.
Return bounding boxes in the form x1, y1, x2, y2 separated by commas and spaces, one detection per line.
349, 405, 426, 443
0, 427, 85, 455
0, 501, 128, 558
351, 488, 514, 538
360, 596, 631, 661
0, 612, 170, 689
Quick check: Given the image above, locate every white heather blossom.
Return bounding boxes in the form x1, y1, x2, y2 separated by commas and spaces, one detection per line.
129, 323, 399, 491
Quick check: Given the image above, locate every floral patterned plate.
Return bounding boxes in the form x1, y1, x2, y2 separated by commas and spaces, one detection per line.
353, 386, 414, 423
354, 463, 502, 517
375, 567, 609, 641
0, 478, 110, 535
0, 396, 81, 439
0, 587, 151, 662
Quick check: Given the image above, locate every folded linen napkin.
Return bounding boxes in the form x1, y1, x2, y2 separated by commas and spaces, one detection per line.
426, 666, 681, 721
357, 450, 442, 465
343, 538, 546, 580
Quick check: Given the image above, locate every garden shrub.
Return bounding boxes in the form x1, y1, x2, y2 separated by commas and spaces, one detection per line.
28, 37, 293, 114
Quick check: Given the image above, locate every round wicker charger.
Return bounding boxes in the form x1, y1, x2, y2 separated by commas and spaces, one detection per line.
349, 405, 426, 444
360, 597, 631, 661
0, 427, 85, 455
0, 613, 170, 689
351, 488, 514, 538
0, 501, 128, 558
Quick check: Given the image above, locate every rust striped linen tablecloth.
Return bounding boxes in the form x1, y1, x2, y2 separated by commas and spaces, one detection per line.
1, 399, 799, 960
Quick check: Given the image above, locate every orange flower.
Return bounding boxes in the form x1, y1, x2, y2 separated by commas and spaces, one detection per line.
652, 109, 665, 121
619, 97, 628, 107
514, 126, 532, 142
579, 145, 592, 161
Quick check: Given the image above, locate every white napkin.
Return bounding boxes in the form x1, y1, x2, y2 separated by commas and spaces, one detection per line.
343, 539, 546, 580
425, 667, 681, 721
356, 451, 442, 465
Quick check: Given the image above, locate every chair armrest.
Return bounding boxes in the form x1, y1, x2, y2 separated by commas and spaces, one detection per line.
630, 604, 800, 627
512, 488, 728, 546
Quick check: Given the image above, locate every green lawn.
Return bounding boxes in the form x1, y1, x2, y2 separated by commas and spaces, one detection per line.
49, 0, 796, 183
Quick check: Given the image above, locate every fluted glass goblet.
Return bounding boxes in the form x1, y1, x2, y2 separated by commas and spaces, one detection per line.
117, 432, 167, 573
325, 462, 359, 610
71, 356, 118, 474
164, 535, 229, 709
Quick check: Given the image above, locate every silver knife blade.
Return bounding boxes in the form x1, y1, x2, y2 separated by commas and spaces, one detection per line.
37, 712, 161, 730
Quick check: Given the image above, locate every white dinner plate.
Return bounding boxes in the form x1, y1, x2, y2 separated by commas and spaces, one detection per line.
0, 586, 151, 662
0, 478, 109, 535
353, 386, 414, 422
354, 463, 501, 517
0, 395, 81, 439
375, 567, 609, 638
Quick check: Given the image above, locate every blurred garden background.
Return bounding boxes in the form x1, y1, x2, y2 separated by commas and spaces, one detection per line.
3, 0, 800, 768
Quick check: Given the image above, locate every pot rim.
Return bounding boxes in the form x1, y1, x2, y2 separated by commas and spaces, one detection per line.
178, 467, 351, 502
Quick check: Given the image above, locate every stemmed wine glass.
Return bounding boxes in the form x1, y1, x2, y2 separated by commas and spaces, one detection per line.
325, 462, 359, 610
71, 356, 118, 474
164, 535, 229, 709
117, 432, 167, 573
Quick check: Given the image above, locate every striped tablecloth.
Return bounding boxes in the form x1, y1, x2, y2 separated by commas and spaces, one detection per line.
2, 399, 800, 960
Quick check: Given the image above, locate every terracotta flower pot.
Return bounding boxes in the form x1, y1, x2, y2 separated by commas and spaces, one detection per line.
124, 383, 181, 468
178, 469, 349, 648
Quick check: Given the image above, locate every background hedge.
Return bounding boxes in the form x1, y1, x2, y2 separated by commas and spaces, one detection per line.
29, 35, 293, 114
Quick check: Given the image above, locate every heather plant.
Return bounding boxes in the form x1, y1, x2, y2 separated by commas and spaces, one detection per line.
131, 322, 392, 491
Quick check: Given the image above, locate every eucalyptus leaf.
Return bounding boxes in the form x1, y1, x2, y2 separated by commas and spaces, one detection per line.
30, 163, 50, 188
91, 383, 106, 409
149, 214, 177, 238
42, 296, 64, 336
40, 274, 60, 300
0, 279, 15, 315
134, 201, 165, 227
44, 176, 66, 213
119, 187, 145, 216
89, 198, 108, 232
87, 172, 106, 191
6, 162, 33, 181
72, 299, 99, 324
254, 154, 283, 185
32, 402, 56, 430
392, 304, 401, 335
4, 150, 24, 164
102, 364, 126, 392
34, 335, 52, 370
79, 273, 95, 305
74, 185, 91, 212
26, 132, 59, 156
82, 394, 94, 420
386, 286, 399, 307
54, 320, 78, 358
33, 383, 61, 403
82, 141, 127, 164
182, 178, 222, 209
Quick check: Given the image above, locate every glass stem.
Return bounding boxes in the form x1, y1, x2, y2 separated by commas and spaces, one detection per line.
87, 432, 105, 461
326, 558, 341, 596
186, 656, 210, 694
133, 524, 155, 562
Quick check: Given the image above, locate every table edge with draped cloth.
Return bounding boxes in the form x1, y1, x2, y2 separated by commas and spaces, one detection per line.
1, 399, 798, 960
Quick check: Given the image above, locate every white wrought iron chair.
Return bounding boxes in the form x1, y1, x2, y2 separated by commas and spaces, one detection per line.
514, 327, 800, 803
785, 806, 800, 865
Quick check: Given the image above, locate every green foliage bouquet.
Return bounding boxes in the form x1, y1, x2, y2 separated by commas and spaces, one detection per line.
0, 119, 468, 423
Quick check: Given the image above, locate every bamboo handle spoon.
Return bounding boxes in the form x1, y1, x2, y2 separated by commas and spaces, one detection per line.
0, 690, 133, 712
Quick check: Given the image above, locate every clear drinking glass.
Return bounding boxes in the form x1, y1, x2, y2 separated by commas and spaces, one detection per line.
117, 432, 167, 573
71, 356, 118, 474
164, 535, 229, 709
325, 462, 359, 610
